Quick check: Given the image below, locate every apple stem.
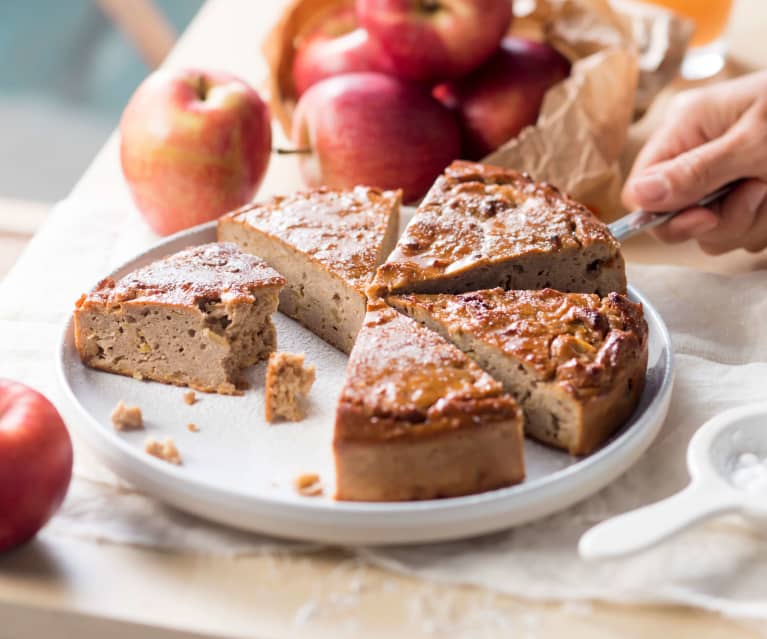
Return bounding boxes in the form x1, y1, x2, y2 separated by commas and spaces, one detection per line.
196, 74, 209, 101
274, 147, 313, 155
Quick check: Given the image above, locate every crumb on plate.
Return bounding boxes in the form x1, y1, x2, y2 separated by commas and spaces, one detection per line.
183, 391, 197, 405
265, 352, 316, 422
187, 423, 199, 432
145, 437, 182, 465
294, 473, 322, 497
111, 400, 143, 431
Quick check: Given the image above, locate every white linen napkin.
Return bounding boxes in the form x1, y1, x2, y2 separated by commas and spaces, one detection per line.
2, 196, 766, 621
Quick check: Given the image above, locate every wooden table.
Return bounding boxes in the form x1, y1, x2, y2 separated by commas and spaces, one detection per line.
1, 1, 766, 637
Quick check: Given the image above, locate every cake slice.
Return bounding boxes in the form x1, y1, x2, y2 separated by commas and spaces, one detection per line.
74, 243, 285, 394
370, 161, 626, 298
218, 186, 400, 353
265, 352, 316, 422
389, 288, 648, 455
334, 300, 524, 501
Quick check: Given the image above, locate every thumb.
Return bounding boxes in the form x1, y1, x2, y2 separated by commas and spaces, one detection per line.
624, 131, 744, 212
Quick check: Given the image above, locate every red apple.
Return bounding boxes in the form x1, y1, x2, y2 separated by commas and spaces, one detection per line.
357, 0, 512, 83
120, 68, 272, 236
445, 37, 571, 159
0, 380, 73, 552
292, 72, 460, 201
292, 8, 393, 96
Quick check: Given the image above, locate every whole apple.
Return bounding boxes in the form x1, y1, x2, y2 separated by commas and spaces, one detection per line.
292, 72, 461, 201
445, 37, 571, 159
120, 68, 272, 236
357, 0, 512, 84
0, 380, 73, 552
292, 7, 393, 96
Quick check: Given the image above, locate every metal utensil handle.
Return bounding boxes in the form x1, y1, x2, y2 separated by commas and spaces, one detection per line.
608, 181, 741, 242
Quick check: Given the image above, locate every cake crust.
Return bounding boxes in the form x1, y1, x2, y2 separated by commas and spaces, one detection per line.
389, 288, 648, 455
371, 161, 626, 298
221, 186, 401, 294
334, 300, 524, 501
79, 243, 285, 309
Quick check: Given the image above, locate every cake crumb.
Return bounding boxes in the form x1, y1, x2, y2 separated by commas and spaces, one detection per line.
294, 473, 322, 496
110, 400, 143, 431
265, 352, 316, 422
145, 437, 182, 465
183, 391, 197, 405
187, 423, 199, 432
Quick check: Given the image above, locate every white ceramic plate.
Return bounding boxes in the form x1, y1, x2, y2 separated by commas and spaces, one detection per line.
57, 221, 674, 546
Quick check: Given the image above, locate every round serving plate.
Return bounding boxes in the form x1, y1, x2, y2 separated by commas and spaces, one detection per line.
57, 221, 674, 546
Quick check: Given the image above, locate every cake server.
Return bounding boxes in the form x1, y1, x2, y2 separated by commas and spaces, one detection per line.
608, 181, 740, 242
579, 402, 767, 561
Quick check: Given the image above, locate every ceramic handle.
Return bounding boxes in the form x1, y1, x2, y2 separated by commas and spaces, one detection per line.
578, 484, 737, 561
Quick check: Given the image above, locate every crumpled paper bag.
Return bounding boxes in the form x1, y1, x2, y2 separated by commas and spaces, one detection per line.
264, 0, 691, 218
486, 0, 691, 219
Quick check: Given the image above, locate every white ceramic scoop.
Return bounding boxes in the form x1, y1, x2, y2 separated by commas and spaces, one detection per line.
579, 402, 767, 561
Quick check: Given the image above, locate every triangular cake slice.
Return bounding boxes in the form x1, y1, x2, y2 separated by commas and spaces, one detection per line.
333, 300, 524, 501
370, 161, 625, 298
74, 243, 286, 395
219, 186, 400, 353
389, 288, 648, 455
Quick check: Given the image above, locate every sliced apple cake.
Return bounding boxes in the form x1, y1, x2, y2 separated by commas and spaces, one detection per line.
218, 186, 400, 353
74, 243, 285, 394
370, 161, 626, 298
334, 300, 524, 501
389, 288, 648, 455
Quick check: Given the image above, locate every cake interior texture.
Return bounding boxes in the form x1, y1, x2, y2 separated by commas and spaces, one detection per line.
74, 243, 285, 394
265, 352, 316, 422
334, 301, 524, 501
388, 288, 648, 455
219, 186, 400, 353
371, 161, 626, 298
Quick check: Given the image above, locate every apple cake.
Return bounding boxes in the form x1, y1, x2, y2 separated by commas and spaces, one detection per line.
370, 161, 626, 298
334, 300, 524, 501
264, 351, 316, 422
218, 186, 400, 353
389, 288, 648, 455
74, 243, 285, 394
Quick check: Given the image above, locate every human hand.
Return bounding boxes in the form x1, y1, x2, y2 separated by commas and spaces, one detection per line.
622, 71, 767, 255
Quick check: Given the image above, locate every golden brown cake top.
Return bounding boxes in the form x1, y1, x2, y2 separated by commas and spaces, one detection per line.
390, 288, 648, 399
335, 300, 519, 442
222, 186, 400, 292
77, 243, 285, 309
372, 161, 620, 294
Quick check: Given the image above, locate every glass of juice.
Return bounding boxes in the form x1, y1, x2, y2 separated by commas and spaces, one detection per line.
643, 0, 733, 79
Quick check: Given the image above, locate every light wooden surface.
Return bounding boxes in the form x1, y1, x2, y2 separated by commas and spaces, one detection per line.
1, 1, 766, 637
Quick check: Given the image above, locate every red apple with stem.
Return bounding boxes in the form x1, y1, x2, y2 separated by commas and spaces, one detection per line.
0, 380, 73, 552
444, 37, 571, 159
292, 8, 393, 96
120, 68, 272, 236
291, 72, 461, 202
357, 0, 512, 84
